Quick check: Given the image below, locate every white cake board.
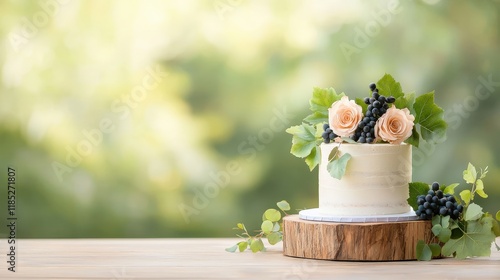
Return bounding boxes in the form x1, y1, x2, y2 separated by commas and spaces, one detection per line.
299, 208, 418, 223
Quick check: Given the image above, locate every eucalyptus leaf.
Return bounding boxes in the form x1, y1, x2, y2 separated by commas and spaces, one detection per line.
272, 222, 280, 232
267, 232, 282, 245
264, 209, 281, 222
238, 241, 248, 252
225, 244, 238, 253
277, 200, 290, 211
327, 152, 351, 180
250, 238, 265, 253
261, 220, 273, 234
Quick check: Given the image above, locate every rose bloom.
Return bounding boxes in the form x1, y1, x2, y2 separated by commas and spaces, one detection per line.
328, 96, 363, 137
375, 107, 415, 144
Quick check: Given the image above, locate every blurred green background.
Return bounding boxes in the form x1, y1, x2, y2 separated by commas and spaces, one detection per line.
0, 0, 499, 238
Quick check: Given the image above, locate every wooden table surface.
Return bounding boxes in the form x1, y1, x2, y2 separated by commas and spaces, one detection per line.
1, 238, 499, 279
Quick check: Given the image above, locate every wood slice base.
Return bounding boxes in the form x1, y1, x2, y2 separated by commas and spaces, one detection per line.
283, 215, 432, 261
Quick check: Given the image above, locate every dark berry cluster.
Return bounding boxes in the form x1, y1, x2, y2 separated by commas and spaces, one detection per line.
321, 123, 338, 143
350, 83, 396, 143
415, 182, 464, 220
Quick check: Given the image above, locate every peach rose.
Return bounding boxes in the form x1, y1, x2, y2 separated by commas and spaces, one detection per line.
328, 96, 363, 137
375, 107, 415, 144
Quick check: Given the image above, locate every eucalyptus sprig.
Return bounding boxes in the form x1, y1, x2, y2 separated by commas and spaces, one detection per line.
412, 163, 500, 260
226, 200, 291, 253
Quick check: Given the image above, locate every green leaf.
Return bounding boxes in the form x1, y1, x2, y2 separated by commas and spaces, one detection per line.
264, 209, 281, 222
303, 112, 328, 125
314, 123, 324, 138
286, 123, 318, 158
355, 97, 368, 114
438, 228, 452, 243
443, 183, 460, 195
376, 74, 404, 99
408, 182, 430, 210
464, 203, 483, 221
441, 215, 450, 228
305, 146, 320, 171
286, 124, 316, 141
267, 232, 282, 245
328, 146, 339, 161
277, 200, 290, 211
237, 223, 245, 230
326, 152, 351, 180
309, 87, 343, 116
405, 126, 420, 147
480, 166, 489, 179
261, 220, 273, 234
225, 244, 238, 253
475, 179, 488, 198
272, 222, 280, 232
238, 241, 248, 252
463, 162, 477, 184
432, 215, 441, 226
416, 240, 432, 261
441, 217, 496, 259
250, 238, 265, 253
491, 217, 500, 237
432, 224, 442, 236
429, 243, 442, 257
413, 91, 447, 144
394, 92, 415, 111
460, 189, 471, 206
496, 210, 500, 221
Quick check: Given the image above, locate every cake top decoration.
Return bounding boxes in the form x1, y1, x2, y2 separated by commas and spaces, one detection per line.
286, 73, 448, 178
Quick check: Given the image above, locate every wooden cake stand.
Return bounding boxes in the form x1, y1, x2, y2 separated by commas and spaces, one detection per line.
282, 211, 433, 261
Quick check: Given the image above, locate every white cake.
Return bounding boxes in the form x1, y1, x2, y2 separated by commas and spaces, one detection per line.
318, 143, 412, 216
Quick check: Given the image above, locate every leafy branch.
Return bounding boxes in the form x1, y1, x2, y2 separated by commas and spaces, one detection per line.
226, 200, 291, 253
415, 163, 500, 260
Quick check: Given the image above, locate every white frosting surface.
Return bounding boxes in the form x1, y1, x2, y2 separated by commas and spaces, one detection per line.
318, 143, 412, 216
